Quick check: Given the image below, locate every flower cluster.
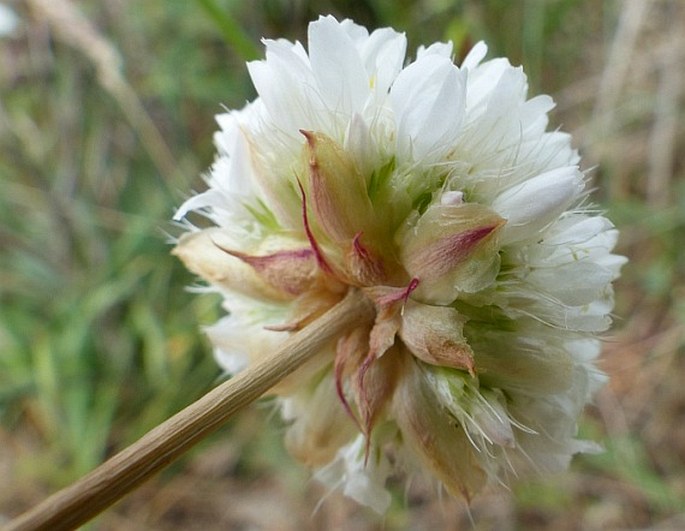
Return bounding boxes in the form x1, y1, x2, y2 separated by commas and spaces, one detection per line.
174, 16, 625, 513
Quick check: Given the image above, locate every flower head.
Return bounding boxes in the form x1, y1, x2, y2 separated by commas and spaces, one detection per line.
174, 16, 625, 513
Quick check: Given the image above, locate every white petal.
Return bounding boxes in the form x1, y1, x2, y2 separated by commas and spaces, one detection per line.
315, 435, 392, 514
461, 41, 487, 70
464, 58, 513, 112
391, 55, 466, 163
553, 297, 615, 332
211, 122, 260, 197
213, 346, 248, 374
344, 113, 378, 177
247, 39, 330, 137
338, 18, 370, 42
597, 253, 628, 278
521, 94, 556, 130
174, 188, 234, 221
417, 40, 453, 59
493, 167, 585, 245
308, 15, 370, 117
205, 308, 288, 374
544, 215, 614, 246
359, 27, 407, 96
527, 261, 615, 306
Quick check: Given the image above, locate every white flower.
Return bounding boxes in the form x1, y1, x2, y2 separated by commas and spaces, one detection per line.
174, 15, 626, 512
314, 434, 392, 514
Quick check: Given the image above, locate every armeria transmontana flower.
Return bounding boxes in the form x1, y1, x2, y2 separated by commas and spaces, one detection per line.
174, 16, 626, 513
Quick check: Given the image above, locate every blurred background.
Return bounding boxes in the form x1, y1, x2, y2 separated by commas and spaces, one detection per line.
0, 0, 683, 529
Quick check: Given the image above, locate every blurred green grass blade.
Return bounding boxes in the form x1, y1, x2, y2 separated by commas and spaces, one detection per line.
30, 336, 61, 436
589, 436, 685, 512
443, 16, 471, 53
195, 0, 261, 61
130, 299, 170, 386
522, 0, 545, 89
71, 381, 120, 475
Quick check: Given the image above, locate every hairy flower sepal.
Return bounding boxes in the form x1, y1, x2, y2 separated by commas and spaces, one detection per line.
399, 301, 475, 375
335, 288, 476, 443
399, 202, 505, 304
172, 228, 309, 301
300, 130, 376, 242
393, 355, 486, 502
299, 130, 392, 286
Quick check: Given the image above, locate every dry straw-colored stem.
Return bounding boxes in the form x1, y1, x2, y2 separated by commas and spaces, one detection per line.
6, 290, 374, 531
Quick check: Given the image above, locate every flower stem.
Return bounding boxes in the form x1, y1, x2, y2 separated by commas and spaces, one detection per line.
6, 289, 374, 531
